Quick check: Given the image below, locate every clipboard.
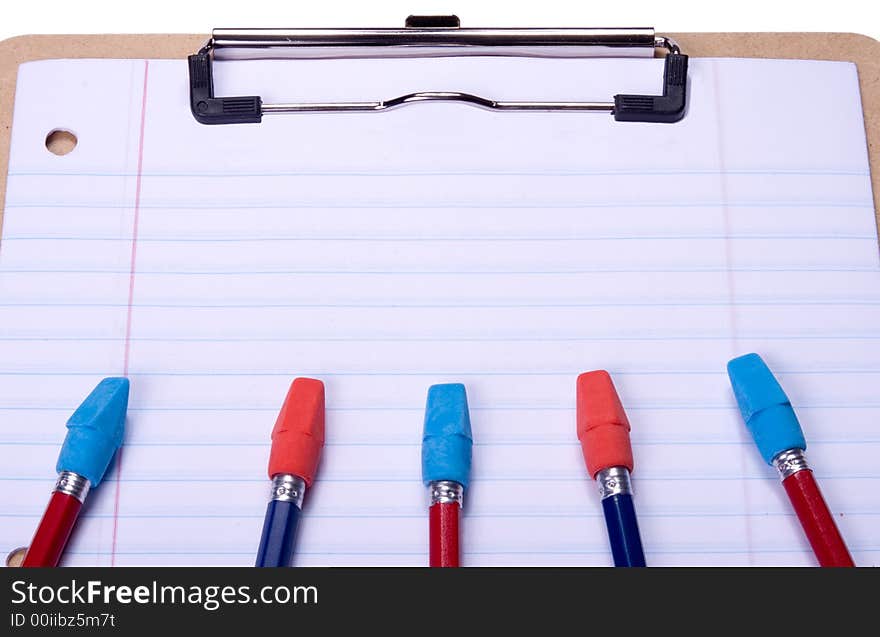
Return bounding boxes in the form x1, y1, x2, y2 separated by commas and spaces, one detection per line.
0, 19, 879, 567
1, 25, 878, 233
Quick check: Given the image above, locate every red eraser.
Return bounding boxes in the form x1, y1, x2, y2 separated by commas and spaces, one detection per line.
267, 378, 325, 486
576, 371, 634, 478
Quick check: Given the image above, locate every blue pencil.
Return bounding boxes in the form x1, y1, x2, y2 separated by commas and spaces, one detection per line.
255, 378, 325, 567
600, 487, 646, 567
577, 370, 646, 567
256, 485, 303, 567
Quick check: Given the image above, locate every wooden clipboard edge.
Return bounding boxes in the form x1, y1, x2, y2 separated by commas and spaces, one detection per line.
1, 32, 878, 234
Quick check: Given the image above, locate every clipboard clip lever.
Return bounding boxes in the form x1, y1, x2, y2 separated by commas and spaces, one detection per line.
188, 16, 688, 125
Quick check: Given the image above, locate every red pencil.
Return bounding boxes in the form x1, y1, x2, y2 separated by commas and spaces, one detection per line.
776, 450, 854, 566
421, 384, 472, 567
429, 484, 462, 567
728, 354, 853, 566
23, 477, 89, 567
23, 378, 129, 567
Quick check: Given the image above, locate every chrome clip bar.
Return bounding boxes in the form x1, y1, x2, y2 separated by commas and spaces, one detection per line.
188, 15, 687, 125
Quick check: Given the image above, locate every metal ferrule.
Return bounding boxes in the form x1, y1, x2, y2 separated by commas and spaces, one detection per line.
595, 466, 633, 500
772, 448, 811, 480
54, 471, 90, 503
429, 480, 464, 507
269, 473, 306, 509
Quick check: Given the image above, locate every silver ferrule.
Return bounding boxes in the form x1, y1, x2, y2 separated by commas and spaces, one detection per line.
595, 466, 633, 500
269, 473, 306, 508
54, 471, 90, 503
772, 448, 811, 481
429, 480, 464, 507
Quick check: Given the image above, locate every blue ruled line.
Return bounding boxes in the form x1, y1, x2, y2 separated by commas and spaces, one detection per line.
4, 200, 875, 210
1, 266, 878, 275
2, 438, 878, 448
0, 404, 878, 412
1, 334, 880, 342
3, 510, 877, 520
1, 474, 879, 483
0, 368, 878, 377
1, 234, 876, 242
43, 546, 880, 557
21, 547, 880, 557
0, 299, 878, 308
6, 168, 873, 177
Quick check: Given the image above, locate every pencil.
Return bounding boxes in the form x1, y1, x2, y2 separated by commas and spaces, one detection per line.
23, 378, 129, 567
255, 378, 325, 567
421, 383, 473, 567
577, 370, 646, 567
727, 353, 854, 567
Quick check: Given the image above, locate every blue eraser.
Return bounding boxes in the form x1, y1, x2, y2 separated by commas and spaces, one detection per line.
421, 383, 473, 488
726, 354, 805, 465
56, 377, 129, 487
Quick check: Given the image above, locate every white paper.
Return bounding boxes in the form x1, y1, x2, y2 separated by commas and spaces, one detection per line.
1, 55, 878, 566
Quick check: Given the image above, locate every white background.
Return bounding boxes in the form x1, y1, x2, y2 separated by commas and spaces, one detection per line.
0, 0, 878, 42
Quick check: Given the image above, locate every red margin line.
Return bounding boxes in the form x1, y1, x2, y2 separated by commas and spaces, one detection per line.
711, 60, 754, 565
111, 60, 149, 566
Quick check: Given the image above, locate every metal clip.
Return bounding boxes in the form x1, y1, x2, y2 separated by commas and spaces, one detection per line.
188, 16, 687, 125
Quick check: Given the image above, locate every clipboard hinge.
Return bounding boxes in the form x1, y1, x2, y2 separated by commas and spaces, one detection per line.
614, 52, 688, 123
189, 51, 262, 125
187, 16, 687, 125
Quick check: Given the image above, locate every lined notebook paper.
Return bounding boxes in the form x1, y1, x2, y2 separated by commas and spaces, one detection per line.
1, 55, 879, 566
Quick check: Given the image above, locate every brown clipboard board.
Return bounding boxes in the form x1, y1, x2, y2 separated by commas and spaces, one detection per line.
1, 32, 878, 235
